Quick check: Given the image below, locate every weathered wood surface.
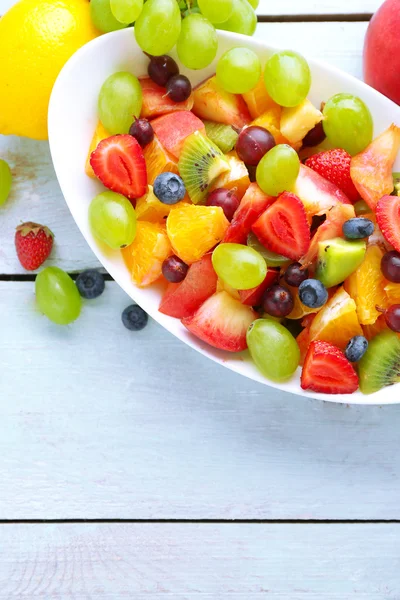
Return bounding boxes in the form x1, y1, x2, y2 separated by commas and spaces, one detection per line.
259, 1, 381, 16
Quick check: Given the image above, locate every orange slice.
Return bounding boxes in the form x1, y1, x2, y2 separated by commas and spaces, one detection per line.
167, 203, 229, 264
143, 136, 179, 185
135, 186, 189, 223
85, 121, 110, 178
385, 281, 400, 304
122, 221, 172, 287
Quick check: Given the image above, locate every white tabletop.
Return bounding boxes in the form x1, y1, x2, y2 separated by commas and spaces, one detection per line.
2, 1, 399, 597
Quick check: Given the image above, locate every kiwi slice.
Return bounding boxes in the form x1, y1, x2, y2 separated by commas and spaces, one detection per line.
315, 237, 366, 288
359, 330, 400, 394
203, 121, 238, 154
393, 172, 400, 196
178, 131, 230, 205
247, 232, 291, 267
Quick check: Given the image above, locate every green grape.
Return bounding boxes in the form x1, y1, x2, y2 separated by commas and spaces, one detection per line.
0, 159, 12, 207
322, 93, 373, 156
246, 0, 258, 8
247, 318, 300, 382
216, 47, 261, 94
217, 0, 256, 36
98, 72, 142, 135
177, 13, 218, 70
89, 191, 137, 249
35, 267, 82, 326
135, 0, 181, 56
247, 232, 290, 267
264, 50, 311, 108
90, 0, 126, 32
197, 0, 233, 24
212, 243, 267, 290
256, 144, 300, 196
110, 0, 143, 24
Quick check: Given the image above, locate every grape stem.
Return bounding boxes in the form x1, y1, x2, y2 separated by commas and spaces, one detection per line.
376, 305, 386, 314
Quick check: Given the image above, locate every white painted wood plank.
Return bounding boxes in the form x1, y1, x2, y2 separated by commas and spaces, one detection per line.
0, 21, 368, 274
3, 280, 400, 520
258, 0, 381, 15
0, 524, 399, 598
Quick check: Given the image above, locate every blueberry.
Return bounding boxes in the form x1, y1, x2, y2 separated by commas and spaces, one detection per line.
298, 279, 328, 309
122, 304, 148, 331
76, 269, 105, 299
343, 217, 374, 240
153, 172, 186, 205
345, 335, 368, 362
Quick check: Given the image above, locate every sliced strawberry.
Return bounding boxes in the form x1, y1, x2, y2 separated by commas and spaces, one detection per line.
182, 290, 256, 352
376, 194, 400, 252
159, 253, 217, 319
151, 111, 205, 159
90, 134, 147, 199
224, 182, 275, 244
293, 164, 351, 218
252, 191, 311, 261
238, 268, 279, 306
301, 340, 359, 394
300, 203, 356, 266
306, 148, 359, 202
350, 124, 400, 210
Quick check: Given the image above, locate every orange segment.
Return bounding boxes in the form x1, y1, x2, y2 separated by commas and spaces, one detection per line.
385, 282, 400, 304
362, 315, 388, 340
242, 74, 279, 119
167, 204, 229, 264
135, 185, 189, 223
285, 284, 319, 320
85, 121, 111, 178
122, 221, 172, 287
308, 286, 363, 350
345, 244, 389, 325
143, 136, 179, 185
209, 152, 250, 200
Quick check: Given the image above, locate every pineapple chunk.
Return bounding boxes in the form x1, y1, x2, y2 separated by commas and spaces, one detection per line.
280, 99, 323, 146
85, 121, 111, 178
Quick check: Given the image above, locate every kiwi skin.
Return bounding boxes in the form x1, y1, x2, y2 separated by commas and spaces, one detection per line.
358, 330, 400, 394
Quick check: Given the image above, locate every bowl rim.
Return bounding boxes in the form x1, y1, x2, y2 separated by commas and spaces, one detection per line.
48, 26, 400, 406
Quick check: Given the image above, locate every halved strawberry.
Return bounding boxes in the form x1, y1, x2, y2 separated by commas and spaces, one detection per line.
376, 194, 400, 252
90, 134, 147, 199
238, 268, 279, 306
306, 148, 359, 202
300, 203, 356, 266
252, 192, 310, 261
301, 340, 359, 394
350, 124, 400, 210
182, 290, 256, 352
159, 253, 217, 319
223, 182, 274, 244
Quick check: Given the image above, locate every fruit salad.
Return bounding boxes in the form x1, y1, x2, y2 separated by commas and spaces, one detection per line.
85, 45, 400, 397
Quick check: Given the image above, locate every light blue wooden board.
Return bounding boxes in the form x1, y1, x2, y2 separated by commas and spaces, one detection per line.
0, 523, 399, 598
2, 281, 400, 519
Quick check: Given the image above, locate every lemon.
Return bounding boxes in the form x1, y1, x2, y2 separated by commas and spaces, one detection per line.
0, 0, 100, 140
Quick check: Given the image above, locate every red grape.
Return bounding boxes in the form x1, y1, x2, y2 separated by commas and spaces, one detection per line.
384, 305, 400, 332
284, 263, 309, 287
381, 251, 400, 283
162, 255, 189, 283
206, 188, 240, 221
147, 54, 179, 87
302, 121, 326, 147
262, 284, 294, 317
129, 118, 154, 148
166, 75, 192, 102
235, 126, 276, 166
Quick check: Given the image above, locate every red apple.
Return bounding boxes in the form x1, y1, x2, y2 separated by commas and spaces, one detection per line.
364, 0, 400, 105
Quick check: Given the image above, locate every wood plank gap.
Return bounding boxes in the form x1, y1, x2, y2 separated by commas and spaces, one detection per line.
0, 272, 113, 282
0, 519, 399, 524
257, 14, 372, 22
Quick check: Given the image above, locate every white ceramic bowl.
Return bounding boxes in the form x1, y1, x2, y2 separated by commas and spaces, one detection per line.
48, 27, 400, 405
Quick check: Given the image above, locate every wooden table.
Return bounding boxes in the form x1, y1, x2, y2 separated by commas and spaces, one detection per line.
1, 0, 399, 596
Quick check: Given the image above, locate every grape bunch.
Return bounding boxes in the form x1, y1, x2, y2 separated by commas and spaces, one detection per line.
90, 0, 258, 69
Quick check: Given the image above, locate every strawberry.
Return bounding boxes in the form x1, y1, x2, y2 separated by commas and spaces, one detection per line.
182, 290, 256, 352
238, 268, 279, 306
223, 182, 274, 244
376, 194, 400, 252
305, 148, 359, 202
251, 191, 310, 261
90, 134, 147, 200
301, 340, 359, 394
159, 253, 217, 319
15, 222, 54, 271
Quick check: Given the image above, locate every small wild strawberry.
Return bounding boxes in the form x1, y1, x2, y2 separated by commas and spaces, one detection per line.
15, 222, 54, 270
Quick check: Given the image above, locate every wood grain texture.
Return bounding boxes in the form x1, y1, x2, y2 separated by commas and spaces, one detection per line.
258, 0, 381, 16
2, 280, 400, 520
0, 523, 399, 598
0, 21, 368, 274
